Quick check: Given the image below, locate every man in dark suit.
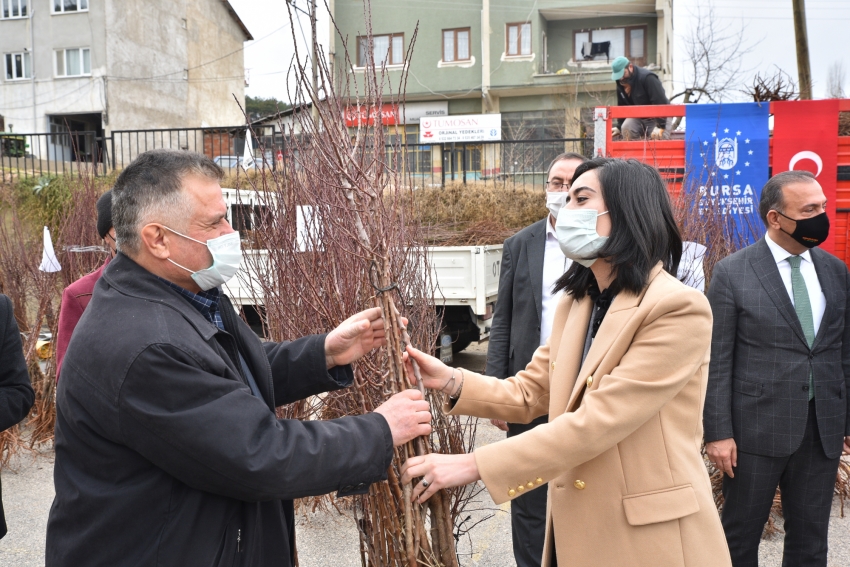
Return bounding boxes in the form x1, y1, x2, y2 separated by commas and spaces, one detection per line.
0, 293, 35, 540
486, 151, 586, 567
704, 170, 850, 567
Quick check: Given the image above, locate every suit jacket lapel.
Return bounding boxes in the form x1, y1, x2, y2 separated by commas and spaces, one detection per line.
527, 219, 546, 325
750, 239, 809, 347
810, 249, 837, 349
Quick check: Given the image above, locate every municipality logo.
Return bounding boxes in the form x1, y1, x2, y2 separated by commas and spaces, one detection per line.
715, 136, 737, 170
701, 129, 755, 180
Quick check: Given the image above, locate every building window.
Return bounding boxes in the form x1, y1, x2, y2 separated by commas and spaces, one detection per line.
4, 52, 31, 80
55, 48, 91, 77
506, 22, 531, 57
52, 0, 88, 13
574, 25, 647, 67
357, 34, 404, 68
442, 28, 471, 63
1, 0, 28, 18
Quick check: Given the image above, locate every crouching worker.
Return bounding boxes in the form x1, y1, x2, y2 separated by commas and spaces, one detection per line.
45, 149, 432, 567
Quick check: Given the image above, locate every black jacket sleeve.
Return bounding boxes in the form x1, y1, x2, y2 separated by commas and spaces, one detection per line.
486, 239, 515, 379
703, 262, 737, 442
262, 334, 353, 407
118, 343, 394, 502
0, 295, 34, 432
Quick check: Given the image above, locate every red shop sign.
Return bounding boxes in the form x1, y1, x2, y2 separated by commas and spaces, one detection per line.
343, 104, 399, 127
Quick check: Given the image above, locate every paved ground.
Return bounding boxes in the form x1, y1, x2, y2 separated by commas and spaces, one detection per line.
2, 341, 850, 566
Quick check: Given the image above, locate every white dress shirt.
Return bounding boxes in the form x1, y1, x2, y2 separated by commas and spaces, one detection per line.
541, 219, 572, 346
764, 233, 826, 334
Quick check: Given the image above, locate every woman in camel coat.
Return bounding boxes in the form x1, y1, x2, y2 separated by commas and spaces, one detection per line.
402, 158, 731, 567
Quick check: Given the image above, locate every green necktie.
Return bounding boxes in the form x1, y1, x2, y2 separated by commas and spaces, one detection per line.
787, 255, 815, 400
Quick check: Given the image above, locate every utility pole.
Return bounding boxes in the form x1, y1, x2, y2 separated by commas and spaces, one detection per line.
792, 0, 812, 99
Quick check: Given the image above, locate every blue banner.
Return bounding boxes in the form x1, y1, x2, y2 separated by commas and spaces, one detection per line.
685, 102, 770, 246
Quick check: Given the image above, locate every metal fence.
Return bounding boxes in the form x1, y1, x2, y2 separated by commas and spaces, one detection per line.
1, 131, 110, 181
2, 125, 592, 189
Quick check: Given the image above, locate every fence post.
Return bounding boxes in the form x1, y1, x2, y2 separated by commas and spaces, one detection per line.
462, 143, 467, 185
440, 144, 445, 188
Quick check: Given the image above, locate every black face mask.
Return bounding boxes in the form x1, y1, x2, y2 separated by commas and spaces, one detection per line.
777, 211, 830, 248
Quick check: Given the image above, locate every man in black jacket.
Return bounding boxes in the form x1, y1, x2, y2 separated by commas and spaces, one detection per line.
0, 294, 35, 540
46, 149, 432, 566
485, 152, 586, 567
610, 56, 670, 140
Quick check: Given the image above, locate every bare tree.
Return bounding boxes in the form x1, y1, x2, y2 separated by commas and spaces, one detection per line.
827, 61, 847, 99
744, 66, 799, 102
672, 2, 760, 105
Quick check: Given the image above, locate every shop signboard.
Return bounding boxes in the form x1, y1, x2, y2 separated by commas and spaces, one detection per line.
419, 114, 502, 143
343, 101, 449, 127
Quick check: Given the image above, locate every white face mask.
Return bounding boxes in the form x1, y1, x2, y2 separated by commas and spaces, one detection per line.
165, 227, 243, 291
555, 209, 610, 268
546, 192, 568, 219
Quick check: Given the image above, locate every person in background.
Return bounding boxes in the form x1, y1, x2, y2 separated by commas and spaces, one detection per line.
610, 56, 670, 141
55, 190, 116, 379
704, 170, 850, 567
0, 293, 35, 540
400, 158, 731, 567
46, 150, 432, 566
485, 151, 587, 567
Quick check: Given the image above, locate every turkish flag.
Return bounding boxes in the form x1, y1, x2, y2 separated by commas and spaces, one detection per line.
772, 100, 839, 253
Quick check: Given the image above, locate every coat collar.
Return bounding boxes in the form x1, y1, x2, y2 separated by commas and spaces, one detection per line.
563, 263, 664, 412
100, 253, 220, 341
810, 247, 839, 349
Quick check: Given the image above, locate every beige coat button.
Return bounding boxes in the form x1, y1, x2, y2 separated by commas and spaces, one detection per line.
574, 480, 586, 490
508, 489, 516, 497
586, 376, 593, 387
536, 477, 544, 485
551, 361, 556, 371
526, 481, 534, 489
517, 484, 525, 492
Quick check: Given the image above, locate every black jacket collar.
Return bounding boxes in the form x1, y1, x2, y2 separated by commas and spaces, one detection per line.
100, 252, 219, 341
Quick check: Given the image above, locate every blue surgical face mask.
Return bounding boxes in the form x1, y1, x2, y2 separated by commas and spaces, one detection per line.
554, 208, 609, 267
165, 227, 242, 291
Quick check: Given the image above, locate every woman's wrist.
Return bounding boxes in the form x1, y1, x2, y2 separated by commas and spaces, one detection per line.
449, 368, 464, 399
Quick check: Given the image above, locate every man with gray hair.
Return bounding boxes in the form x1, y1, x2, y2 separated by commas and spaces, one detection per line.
704, 170, 850, 566
45, 149, 432, 566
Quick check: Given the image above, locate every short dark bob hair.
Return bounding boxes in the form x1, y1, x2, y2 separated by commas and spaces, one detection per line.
554, 158, 682, 299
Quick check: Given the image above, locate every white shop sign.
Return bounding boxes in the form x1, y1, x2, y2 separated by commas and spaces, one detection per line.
403, 101, 449, 124
419, 113, 502, 143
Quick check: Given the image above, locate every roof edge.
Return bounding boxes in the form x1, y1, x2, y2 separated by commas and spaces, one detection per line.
222, 0, 253, 41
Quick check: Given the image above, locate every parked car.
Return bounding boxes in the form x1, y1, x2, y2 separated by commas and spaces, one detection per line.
213, 155, 256, 170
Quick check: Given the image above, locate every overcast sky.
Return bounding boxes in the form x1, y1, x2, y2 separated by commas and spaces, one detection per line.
229, 0, 849, 104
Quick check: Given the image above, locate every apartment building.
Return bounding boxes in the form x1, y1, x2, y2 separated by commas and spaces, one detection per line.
331, 0, 674, 141
0, 0, 251, 160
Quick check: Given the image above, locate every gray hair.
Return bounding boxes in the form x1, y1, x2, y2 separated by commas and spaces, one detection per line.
758, 170, 817, 224
112, 149, 223, 255
547, 152, 588, 177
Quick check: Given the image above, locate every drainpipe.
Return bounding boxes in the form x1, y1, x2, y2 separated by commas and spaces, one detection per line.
30, 6, 37, 136
481, 0, 493, 112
